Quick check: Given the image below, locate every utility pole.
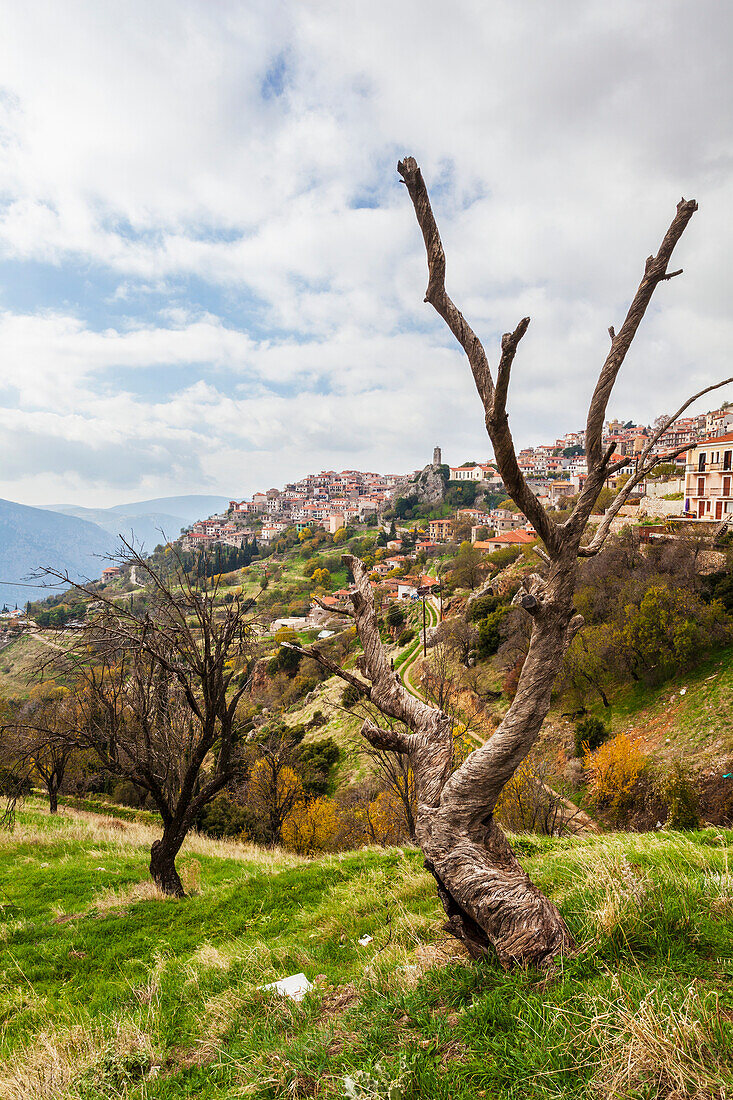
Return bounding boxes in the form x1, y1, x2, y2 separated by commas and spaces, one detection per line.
417, 584, 430, 658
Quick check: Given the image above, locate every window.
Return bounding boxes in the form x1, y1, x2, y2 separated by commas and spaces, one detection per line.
698, 477, 706, 496
698, 453, 706, 471
725, 476, 732, 498
725, 451, 732, 471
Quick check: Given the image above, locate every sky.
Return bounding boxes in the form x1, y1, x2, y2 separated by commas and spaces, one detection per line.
0, 0, 731, 508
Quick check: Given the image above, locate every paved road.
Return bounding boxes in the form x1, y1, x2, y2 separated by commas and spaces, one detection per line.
400, 596, 440, 700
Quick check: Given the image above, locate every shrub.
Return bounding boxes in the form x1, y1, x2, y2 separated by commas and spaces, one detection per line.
341, 683, 362, 708
386, 603, 405, 631
494, 760, 569, 835
110, 780, 150, 809
661, 759, 701, 829
397, 627, 416, 646
574, 714, 610, 757
297, 737, 341, 797
196, 792, 251, 838
585, 733, 646, 820
467, 593, 502, 622
269, 642, 301, 678
478, 607, 506, 658
486, 545, 521, 575
282, 796, 341, 854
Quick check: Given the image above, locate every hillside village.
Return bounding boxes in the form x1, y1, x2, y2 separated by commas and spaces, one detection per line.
167, 401, 733, 562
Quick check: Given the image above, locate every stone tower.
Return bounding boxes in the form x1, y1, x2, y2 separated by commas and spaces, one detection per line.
433, 445, 442, 466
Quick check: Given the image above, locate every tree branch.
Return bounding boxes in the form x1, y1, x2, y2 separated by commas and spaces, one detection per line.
585, 197, 698, 471
360, 718, 413, 754
579, 443, 693, 556
281, 641, 371, 697
397, 156, 494, 409
398, 157, 559, 556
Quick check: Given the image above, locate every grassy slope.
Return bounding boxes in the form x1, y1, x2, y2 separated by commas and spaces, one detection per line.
597, 647, 733, 766
529, 647, 733, 800
1, 802, 732, 1099
0, 631, 75, 698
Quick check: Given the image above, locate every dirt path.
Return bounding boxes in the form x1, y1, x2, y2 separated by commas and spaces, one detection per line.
27, 630, 68, 653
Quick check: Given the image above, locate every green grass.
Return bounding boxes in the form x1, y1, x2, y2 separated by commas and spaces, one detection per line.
571, 646, 733, 766
0, 631, 73, 698
1, 803, 732, 1098
53, 794, 161, 825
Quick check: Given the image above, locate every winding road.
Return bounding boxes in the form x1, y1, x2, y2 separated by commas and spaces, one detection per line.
395, 595, 599, 835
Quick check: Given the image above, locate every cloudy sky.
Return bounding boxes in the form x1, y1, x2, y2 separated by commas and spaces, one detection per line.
0, 0, 731, 507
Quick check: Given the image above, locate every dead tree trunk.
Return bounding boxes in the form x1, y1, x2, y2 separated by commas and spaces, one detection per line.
294, 160, 730, 968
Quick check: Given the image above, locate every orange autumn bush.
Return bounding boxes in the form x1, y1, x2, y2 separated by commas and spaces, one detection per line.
585, 732, 646, 820
281, 796, 342, 855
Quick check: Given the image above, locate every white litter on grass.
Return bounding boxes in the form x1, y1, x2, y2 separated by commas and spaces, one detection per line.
260, 973, 313, 1002
680, 687, 687, 695
358, 934, 373, 946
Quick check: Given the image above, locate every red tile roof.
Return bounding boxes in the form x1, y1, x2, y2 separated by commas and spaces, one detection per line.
486, 530, 536, 546
697, 432, 733, 446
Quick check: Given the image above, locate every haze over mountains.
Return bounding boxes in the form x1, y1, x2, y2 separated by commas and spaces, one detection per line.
42, 496, 231, 554
0, 495, 230, 609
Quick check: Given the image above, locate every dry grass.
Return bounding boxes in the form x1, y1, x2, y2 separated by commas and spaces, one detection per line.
0, 1020, 156, 1100
2, 799, 307, 870
577, 849, 651, 936
92, 878, 171, 914
591, 983, 730, 1099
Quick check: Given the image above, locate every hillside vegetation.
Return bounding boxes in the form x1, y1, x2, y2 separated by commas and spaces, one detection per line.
1, 802, 732, 1099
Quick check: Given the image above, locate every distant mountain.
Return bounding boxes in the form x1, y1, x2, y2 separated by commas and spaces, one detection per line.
0, 498, 117, 609
105, 495, 231, 519
41, 495, 231, 555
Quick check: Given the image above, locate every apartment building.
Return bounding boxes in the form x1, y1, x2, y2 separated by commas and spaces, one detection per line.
429, 517, 454, 541
684, 433, 733, 520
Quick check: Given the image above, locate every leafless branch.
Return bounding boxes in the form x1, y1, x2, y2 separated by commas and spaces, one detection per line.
584, 197, 698, 471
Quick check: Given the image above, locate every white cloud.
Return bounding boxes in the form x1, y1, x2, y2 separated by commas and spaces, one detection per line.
0, 0, 731, 504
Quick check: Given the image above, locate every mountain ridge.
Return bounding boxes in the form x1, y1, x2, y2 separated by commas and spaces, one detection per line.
39, 495, 232, 556
0, 498, 117, 608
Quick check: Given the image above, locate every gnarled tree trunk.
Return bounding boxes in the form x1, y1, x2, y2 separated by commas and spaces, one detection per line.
150, 827, 186, 897
293, 159, 731, 968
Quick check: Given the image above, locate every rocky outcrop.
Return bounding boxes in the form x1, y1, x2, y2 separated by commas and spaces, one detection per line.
392, 462, 447, 507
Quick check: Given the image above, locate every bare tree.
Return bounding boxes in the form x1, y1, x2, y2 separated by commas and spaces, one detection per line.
245, 723, 306, 845
361, 740, 417, 843
30, 545, 260, 895
1, 688, 85, 815
290, 159, 731, 968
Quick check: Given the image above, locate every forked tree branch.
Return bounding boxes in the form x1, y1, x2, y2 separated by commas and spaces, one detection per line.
630, 374, 733, 472
584, 197, 698, 471
289, 554, 455, 804
398, 156, 559, 556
